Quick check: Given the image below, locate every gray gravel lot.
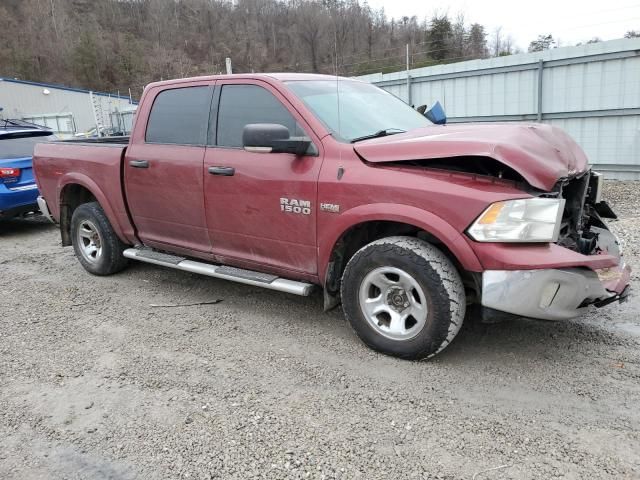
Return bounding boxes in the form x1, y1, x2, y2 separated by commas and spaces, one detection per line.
1, 181, 639, 480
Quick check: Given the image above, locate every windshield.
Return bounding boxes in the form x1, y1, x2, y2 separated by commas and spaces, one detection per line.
286, 80, 432, 142
0, 133, 56, 159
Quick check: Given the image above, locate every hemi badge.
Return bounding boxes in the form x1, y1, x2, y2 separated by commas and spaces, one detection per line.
320, 203, 340, 213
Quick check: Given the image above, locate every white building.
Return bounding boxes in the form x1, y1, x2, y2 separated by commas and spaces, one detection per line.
0, 78, 137, 138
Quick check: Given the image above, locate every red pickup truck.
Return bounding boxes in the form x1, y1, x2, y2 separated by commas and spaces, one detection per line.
33, 73, 630, 360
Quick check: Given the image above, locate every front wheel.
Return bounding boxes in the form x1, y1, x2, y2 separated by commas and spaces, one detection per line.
70, 202, 129, 275
341, 236, 465, 360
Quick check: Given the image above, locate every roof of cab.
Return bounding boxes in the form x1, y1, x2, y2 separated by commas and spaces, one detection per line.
145, 73, 360, 90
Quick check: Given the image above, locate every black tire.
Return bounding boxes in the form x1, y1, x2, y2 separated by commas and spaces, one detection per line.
70, 202, 129, 276
341, 236, 465, 360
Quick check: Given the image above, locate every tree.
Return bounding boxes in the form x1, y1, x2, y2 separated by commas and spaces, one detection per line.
625, 30, 640, 38
449, 14, 466, 59
72, 31, 100, 86
528, 34, 556, 52
467, 23, 488, 59
0, 0, 519, 94
490, 27, 517, 56
427, 14, 452, 61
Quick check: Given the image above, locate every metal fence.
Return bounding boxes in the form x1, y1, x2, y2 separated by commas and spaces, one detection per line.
358, 38, 640, 180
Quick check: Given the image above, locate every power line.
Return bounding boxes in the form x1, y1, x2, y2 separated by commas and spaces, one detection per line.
556, 16, 640, 32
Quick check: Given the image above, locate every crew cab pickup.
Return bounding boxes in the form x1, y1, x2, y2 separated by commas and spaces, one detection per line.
33, 73, 631, 360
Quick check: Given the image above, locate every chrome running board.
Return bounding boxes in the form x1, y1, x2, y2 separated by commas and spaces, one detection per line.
123, 248, 315, 296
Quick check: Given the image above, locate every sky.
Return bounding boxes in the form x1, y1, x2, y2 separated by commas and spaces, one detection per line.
364, 0, 640, 50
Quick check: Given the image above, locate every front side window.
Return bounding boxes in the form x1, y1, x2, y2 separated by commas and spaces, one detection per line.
216, 84, 304, 148
145, 86, 211, 145
286, 80, 432, 142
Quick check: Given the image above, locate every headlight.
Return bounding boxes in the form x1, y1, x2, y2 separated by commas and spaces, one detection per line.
467, 198, 565, 242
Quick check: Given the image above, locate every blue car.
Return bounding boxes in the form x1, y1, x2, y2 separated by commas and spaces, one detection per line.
0, 120, 55, 219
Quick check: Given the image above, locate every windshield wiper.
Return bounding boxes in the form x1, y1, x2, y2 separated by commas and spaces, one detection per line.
350, 128, 405, 143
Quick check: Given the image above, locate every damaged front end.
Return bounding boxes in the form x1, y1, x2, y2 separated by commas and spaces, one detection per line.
554, 171, 618, 256
350, 121, 630, 320
553, 170, 631, 307
480, 169, 631, 321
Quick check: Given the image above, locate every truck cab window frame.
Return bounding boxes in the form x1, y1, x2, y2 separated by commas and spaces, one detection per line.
145, 86, 213, 146
214, 84, 309, 150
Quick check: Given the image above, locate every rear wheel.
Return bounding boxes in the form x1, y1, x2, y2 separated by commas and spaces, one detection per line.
71, 202, 129, 275
341, 236, 465, 360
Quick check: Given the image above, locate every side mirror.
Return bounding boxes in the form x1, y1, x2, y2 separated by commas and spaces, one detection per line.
242, 123, 311, 155
424, 101, 447, 125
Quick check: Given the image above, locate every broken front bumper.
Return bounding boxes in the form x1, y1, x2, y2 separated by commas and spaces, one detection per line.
481, 262, 631, 321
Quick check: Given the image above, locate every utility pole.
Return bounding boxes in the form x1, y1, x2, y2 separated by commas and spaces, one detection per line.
537, 59, 544, 122
406, 44, 412, 105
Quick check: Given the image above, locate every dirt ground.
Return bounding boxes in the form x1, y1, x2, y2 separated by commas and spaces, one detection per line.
1, 182, 639, 480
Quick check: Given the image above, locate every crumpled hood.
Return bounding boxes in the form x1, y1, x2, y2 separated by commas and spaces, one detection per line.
353, 123, 589, 191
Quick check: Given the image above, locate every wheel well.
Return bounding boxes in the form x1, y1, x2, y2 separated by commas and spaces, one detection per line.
59, 184, 97, 246
323, 221, 478, 309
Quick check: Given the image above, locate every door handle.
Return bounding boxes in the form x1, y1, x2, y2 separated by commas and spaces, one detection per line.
208, 166, 235, 176
129, 159, 149, 168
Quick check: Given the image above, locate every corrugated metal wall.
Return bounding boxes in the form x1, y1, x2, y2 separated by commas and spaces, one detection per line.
358, 38, 640, 179
0, 79, 134, 136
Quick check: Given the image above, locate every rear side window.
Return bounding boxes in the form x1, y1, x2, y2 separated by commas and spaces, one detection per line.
0, 134, 56, 159
216, 84, 303, 148
145, 86, 211, 145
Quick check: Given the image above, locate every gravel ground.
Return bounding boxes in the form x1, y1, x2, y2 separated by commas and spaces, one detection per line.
1, 181, 639, 480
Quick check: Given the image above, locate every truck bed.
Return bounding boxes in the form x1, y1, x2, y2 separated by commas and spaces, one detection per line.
33, 140, 137, 245
59, 136, 130, 145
